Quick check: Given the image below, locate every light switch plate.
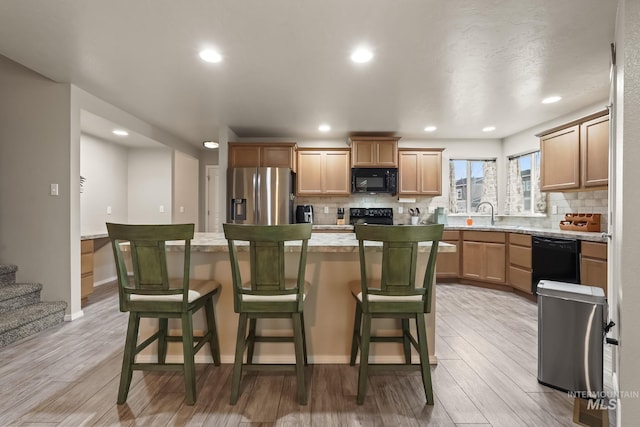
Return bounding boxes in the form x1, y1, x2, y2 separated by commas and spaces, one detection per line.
50, 183, 59, 196
159, 205, 165, 213
324, 206, 329, 214
398, 207, 404, 214
107, 206, 112, 215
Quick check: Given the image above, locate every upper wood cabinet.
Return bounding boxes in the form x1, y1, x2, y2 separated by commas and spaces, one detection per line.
539, 111, 608, 191
581, 115, 609, 187
350, 136, 399, 168
398, 149, 443, 195
296, 149, 351, 196
228, 142, 297, 171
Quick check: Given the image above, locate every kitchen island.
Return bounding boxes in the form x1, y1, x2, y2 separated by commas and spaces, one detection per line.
135, 232, 455, 365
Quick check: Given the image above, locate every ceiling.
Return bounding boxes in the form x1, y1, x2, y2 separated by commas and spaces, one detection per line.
0, 1, 617, 149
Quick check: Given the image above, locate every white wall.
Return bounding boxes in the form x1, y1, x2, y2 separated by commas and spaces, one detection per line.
80, 134, 128, 235
173, 150, 199, 227
127, 148, 172, 224
0, 55, 74, 312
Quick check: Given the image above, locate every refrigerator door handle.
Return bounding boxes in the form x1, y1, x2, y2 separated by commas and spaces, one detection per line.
255, 171, 261, 224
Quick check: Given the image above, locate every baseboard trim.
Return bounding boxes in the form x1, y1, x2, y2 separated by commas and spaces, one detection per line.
64, 310, 84, 322
94, 276, 117, 287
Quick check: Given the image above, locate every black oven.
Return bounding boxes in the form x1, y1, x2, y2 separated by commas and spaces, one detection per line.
351, 168, 398, 195
349, 208, 393, 225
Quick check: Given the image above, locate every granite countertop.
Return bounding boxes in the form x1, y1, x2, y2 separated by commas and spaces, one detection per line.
444, 225, 608, 242
82, 224, 608, 244
163, 232, 456, 253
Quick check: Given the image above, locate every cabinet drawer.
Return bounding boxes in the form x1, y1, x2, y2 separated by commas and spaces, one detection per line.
509, 245, 532, 269
81, 239, 94, 254
462, 231, 506, 244
81, 274, 94, 299
509, 266, 532, 294
509, 233, 531, 247
581, 241, 607, 260
442, 230, 460, 240
81, 253, 93, 275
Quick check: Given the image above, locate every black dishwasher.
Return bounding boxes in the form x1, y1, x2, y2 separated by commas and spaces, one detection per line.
531, 236, 581, 294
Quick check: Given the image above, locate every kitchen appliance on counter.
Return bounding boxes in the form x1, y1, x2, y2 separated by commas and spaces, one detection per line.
531, 236, 581, 293
296, 205, 314, 223
351, 168, 398, 195
336, 208, 345, 225
228, 167, 294, 224
349, 208, 393, 225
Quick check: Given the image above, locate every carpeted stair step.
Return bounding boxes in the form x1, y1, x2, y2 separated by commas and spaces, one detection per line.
0, 283, 42, 314
0, 265, 18, 286
0, 301, 67, 348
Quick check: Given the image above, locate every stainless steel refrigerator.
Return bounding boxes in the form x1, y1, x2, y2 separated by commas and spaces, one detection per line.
227, 167, 294, 224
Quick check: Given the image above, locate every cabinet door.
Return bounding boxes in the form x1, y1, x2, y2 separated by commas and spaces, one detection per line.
462, 241, 484, 280
398, 152, 420, 193
436, 240, 460, 278
376, 141, 398, 167
581, 115, 609, 187
351, 140, 376, 167
229, 145, 261, 167
418, 151, 442, 195
262, 146, 296, 170
323, 151, 351, 195
581, 257, 607, 296
398, 150, 442, 195
485, 242, 506, 283
297, 151, 324, 195
540, 125, 580, 191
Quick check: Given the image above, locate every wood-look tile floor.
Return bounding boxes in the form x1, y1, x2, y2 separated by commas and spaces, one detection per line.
0, 283, 581, 426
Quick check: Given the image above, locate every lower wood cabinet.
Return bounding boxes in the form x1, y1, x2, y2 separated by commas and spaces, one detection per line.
581, 241, 607, 296
436, 230, 460, 278
81, 239, 94, 301
461, 231, 506, 284
508, 233, 532, 294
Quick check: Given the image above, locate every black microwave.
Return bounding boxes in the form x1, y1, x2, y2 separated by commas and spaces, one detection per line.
351, 168, 398, 195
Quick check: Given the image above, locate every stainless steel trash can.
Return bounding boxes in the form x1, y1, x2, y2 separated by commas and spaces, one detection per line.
537, 280, 606, 395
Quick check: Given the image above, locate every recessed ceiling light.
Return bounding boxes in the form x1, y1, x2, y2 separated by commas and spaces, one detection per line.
318, 124, 331, 132
424, 126, 437, 132
199, 49, 222, 63
542, 96, 562, 104
112, 129, 129, 136
203, 141, 219, 149
351, 48, 373, 63
482, 126, 496, 132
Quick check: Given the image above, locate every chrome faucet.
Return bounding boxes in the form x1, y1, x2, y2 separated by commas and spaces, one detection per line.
476, 202, 495, 226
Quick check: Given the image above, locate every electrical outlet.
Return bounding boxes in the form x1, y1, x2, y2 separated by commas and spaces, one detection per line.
398, 207, 404, 214
180, 206, 185, 213
324, 206, 329, 214
428, 206, 435, 213
107, 206, 112, 215
552, 205, 558, 214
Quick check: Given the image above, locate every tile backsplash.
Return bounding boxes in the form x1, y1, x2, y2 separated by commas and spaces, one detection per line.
297, 189, 608, 231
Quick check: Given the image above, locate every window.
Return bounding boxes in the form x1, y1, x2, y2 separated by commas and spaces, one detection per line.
505, 151, 546, 215
448, 159, 497, 214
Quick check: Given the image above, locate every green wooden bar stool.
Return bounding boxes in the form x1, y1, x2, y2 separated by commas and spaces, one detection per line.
106, 223, 221, 406
223, 223, 313, 405
349, 223, 444, 405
